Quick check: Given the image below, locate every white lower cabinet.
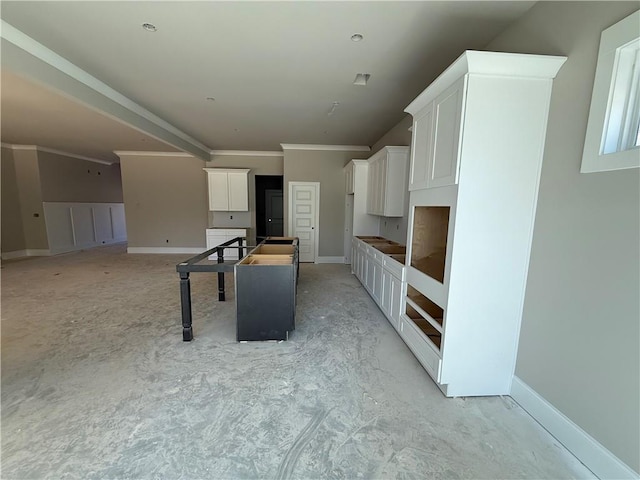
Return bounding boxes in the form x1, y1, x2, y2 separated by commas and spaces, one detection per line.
206, 228, 247, 260
399, 315, 442, 383
352, 237, 405, 332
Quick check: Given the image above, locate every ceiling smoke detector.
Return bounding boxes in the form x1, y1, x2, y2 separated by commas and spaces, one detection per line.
142, 23, 157, 32
351, 33, 364, 42
353, 73, 370, 86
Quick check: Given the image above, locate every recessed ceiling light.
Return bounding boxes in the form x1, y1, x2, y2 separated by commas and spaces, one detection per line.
142, 23, 157, 32
353, 73, 371, 86
351, 33, 363, 42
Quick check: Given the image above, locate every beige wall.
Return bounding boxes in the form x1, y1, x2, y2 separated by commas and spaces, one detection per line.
371, 116, 413, 244
486, 2, 640, 472
119, 154, 208, 248
38, 150, 123, 203
1, 147, 26, 252
206, 154, 284, 243
283, 149, 369, 257
12, 149, 49, 250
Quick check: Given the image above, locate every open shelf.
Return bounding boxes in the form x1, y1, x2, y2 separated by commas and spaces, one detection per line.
410, 206, 450, 283
405, 285, 444, 350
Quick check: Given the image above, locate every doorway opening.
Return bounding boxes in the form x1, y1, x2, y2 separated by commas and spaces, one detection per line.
255, 175, 284, 243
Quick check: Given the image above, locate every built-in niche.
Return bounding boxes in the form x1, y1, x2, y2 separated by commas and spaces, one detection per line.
410, 206, 450, 283
405, 285, 444, 350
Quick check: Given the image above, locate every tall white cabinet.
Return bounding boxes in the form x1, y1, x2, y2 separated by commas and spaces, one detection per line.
400, 51, 566, 397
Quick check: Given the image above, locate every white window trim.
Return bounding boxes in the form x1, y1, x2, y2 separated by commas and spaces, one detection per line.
581, 10, 640, 173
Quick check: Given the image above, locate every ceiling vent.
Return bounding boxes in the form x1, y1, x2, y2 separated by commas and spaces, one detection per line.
353, 73, 370, 86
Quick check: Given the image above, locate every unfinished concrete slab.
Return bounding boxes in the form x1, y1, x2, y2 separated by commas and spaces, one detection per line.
1, 245, 594, 479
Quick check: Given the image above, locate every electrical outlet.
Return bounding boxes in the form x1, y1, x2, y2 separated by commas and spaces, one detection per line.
230, 215, 233, 219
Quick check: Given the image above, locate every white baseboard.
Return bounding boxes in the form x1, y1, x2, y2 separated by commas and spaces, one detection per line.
1, 249, 51, 260
127, 247, 206, 254
316, 256, 345, 264
511, 376, 639, 480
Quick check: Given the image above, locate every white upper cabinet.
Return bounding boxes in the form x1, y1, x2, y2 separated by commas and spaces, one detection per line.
344, 162, 355, 194
408, 76, 465, 190
408, 103, 434, 191
366, 146, 410, 217
430, 77, 465, 188
204, 168, 250, 211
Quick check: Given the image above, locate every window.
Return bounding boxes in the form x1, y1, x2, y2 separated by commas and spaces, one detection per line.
581, 10, 640, 173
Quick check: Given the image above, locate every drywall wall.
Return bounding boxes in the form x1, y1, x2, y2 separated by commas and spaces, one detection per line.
1, 146, 26, 252
370, 116, 413, 245
206, 154, 284, 243
38, 150, 123, 203
283, 149, 369, 257
12, 148, 49, 250
119, 153, 207, 248
486, 2, 640, 473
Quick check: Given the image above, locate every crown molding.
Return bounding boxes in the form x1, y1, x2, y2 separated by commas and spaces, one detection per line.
1, 20, 211, 160
280, 144, 371, 152
210, 150, 284, 157
114, 151, 194, 158
2, 143, 114, 165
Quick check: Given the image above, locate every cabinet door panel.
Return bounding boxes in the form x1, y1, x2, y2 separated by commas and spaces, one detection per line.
227, 172, 248, 211
377, 159, 386, 215
390, 275, 402, 330
429, 77, 465, 188
381, 270, 392, 317
345, 165, 354, 194
208, 172, 229, 211
410, 105, 434, 191
372, 260, 382, 304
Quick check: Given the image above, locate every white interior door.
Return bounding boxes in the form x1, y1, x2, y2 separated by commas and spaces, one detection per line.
288, 182, 319, 263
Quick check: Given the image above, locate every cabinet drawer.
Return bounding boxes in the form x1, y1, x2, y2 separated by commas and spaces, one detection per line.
383, 256, 405, 280
400, 314, 442, 382
367, 245, 384, 262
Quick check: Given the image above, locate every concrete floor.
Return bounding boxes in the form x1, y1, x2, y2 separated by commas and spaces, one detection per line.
1, 245, 595, 479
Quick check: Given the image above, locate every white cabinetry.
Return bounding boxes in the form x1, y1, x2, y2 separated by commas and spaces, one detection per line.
206, 228, 247, 260
402, 50, 566, 397
352, 237, 405, 331
409, 77, 465, 190
366, 147, 410, 217
204, 168, 250, 211
344, 162, 355, 194
344, 160, 381, 264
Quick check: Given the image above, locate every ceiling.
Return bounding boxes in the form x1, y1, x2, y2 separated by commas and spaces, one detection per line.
0, 1, 536, 161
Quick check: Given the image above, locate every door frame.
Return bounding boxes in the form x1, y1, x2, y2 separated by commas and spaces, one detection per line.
287, 181, 320, 263
265, 188, 283, 237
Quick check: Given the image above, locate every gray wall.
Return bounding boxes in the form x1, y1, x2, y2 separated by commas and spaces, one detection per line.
486, 1, 640, 472
119, 154, 208, 248
371, 116, 413, 244
283, 149, 369, 257
206, 154, 284, 243
12, 148, 49, 250
1, 147, 26, 252
38, 150, 123, 203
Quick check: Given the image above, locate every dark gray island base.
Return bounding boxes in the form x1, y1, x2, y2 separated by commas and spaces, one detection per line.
176, 237, 298, 342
